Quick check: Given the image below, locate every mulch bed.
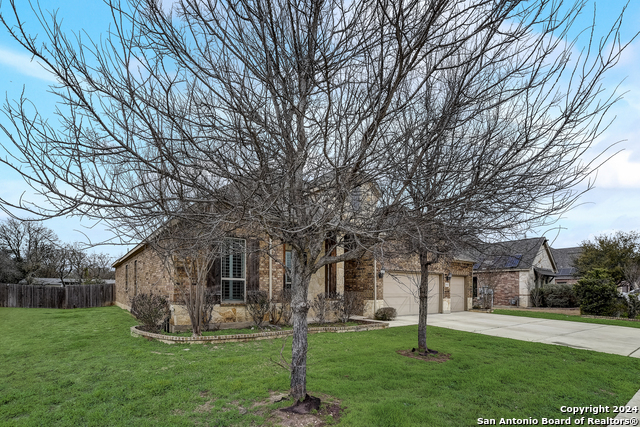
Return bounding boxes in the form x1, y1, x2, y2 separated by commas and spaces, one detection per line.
262, 392, 343, 427
396, 349, 451, 363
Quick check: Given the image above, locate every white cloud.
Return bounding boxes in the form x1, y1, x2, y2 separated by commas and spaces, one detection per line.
592, 151, 640, 189
543, 187, 640, 247
0, 46, 57, 82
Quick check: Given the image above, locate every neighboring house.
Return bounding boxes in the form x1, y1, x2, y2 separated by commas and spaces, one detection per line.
473, 237, 557, 307
550, 247, 583, 285
112, 234, 475, 329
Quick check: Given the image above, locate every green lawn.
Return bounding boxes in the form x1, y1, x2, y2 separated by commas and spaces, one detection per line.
493, 308, 640, 328
1, 307, 639, 426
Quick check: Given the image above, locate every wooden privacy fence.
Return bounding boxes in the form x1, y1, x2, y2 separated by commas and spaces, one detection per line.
0, 283, 114, 309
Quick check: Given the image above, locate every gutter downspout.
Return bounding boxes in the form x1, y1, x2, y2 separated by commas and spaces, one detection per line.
373, 258, 377, 316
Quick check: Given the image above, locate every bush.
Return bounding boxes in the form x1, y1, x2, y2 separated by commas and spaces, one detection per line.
269, 288, 292, 325
542, 284, 578, 308
573, 269, 619, 316
201, 288, 220, 332
334, 292, 365, 323
246, 290, 271, 328
374, 307, 397, 321
529, 287, 544, 307
310, 292, 336, 324
625, 294, 640, 319
130, 293, 170, 333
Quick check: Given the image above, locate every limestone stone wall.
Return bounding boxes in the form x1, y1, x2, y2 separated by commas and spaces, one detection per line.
534, 245, 555, 270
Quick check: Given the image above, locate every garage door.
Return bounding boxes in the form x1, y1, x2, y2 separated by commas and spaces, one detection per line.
384, 273, 440, 316
450, 276, 465, 312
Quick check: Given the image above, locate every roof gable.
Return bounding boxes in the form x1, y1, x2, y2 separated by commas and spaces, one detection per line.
473, 237, 556, 272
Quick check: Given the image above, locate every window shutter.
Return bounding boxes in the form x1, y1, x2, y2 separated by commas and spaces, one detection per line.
208, 257, 222, 298
247, 239, 260, 293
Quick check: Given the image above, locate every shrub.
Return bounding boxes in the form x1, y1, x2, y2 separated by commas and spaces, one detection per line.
246, 290, 271, 328
542, 284, 578, 308
625, 294, 640, 319
269, 288, 292, 325
280, 288, 293, 325
130, 293, 170, 333
334, 292, 365, 323
310, 292, 336, 324
201, 288, 220, 332
529, 287, 544, 307
374, 307, 397, 321
573, 269, 619, 316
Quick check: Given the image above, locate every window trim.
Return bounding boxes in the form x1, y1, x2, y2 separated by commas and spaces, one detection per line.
284, 249, 292, 290
472, 276, 478, 298
221, 238, 246, 302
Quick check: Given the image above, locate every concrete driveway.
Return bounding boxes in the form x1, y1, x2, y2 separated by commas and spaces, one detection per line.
385, 311, 640, 358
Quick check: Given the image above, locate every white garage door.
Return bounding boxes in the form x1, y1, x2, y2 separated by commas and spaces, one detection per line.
384, 273, 440, 316
450, 276, 465, 312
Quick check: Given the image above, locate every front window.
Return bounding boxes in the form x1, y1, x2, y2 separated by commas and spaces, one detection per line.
284, 250, 292, 290
222, 238, 246, 302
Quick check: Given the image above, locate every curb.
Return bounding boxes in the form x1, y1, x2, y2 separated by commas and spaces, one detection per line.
130, 321, 389, 344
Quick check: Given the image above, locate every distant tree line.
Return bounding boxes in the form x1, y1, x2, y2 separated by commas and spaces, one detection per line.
575, 231, 640, 288
571, 231, 640, 317
0, 218, 115, 285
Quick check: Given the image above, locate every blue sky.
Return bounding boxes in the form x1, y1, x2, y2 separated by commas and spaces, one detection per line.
0, 0, 639, 261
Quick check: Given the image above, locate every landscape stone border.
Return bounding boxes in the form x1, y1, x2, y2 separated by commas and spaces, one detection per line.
130, 320, 389, 344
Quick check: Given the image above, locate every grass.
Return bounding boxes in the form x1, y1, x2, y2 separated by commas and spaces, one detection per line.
493, 308, 640, 329
1, 307, 639, 426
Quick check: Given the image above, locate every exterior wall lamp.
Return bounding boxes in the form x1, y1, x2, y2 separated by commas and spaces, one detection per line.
378, 269, 385, 279
446, 272, 452, 282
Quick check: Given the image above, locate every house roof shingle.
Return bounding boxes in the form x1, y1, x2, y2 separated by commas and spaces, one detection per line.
550, 246, 583, 278
472, 237, 550, 271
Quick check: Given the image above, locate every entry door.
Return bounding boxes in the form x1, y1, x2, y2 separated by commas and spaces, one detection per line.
450, 276, 465, 312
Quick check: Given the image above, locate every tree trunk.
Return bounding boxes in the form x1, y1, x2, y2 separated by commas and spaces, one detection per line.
418, 250, 432, 351
290, 250, 311, 401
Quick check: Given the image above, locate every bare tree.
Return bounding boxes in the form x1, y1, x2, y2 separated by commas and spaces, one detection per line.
623, 261, 640, 291
0, 0, 635, 402
67, 243, 88, 283
150, 218, 225, 337
52, 244, 75, 286
0, 218, 59, 283
87, 252, 115, 281
0, 249, 20, 283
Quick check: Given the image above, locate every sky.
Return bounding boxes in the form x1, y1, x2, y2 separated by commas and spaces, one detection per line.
0, 0, 639, 262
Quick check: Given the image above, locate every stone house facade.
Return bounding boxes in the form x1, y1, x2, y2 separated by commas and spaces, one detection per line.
472, 237, 557, 307
113, 234, 475, 328
113, 235, 350, 330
